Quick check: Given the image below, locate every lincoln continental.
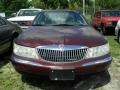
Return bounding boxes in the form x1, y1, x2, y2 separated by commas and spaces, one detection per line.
11, 10, 112, 80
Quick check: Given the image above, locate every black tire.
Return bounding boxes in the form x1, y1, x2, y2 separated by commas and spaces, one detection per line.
100, 25, 107, 35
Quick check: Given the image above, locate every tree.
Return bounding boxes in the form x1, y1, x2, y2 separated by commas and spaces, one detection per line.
0, 0, 30, 11
32, 0, 45, 9
96, 0, 120, 9
32, 0, 69, 9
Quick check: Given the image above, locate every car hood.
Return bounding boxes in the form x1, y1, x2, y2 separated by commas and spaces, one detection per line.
102, 17, 120, 21
16, 26, 107, 48
7, 16, 35, 21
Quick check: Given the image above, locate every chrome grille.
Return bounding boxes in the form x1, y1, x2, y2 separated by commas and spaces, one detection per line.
36, 45, 88, 63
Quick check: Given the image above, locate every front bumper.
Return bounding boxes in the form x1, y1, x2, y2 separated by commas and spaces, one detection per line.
11, 54, 112, 76
20, 26, 29, 31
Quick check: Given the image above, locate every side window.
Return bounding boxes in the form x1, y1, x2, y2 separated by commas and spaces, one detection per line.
97, 12, 101, 18
0, 17, 7, 26
94, 12, 101, 18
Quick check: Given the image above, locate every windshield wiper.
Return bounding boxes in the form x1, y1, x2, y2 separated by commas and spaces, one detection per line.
32, 24, 86, 26
32, 24, 47, 26
51, 24, 76, 26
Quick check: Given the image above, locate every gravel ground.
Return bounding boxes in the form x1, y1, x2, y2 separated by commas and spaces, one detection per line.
96, 57, 120, 90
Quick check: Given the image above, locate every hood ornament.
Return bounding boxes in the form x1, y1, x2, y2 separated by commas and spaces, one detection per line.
59, 44, 64, 51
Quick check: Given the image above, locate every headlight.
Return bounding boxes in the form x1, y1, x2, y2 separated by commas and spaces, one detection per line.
14, 43, 39, 59
86, 43, 110, 58
25, 21, 32, 26
107, 22, 112, 26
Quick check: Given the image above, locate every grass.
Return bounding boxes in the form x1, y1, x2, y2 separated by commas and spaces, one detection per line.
107, 36, 120, 58
0, 61, 23, 90
0, 36, 120, 90
96, 36, 120, 90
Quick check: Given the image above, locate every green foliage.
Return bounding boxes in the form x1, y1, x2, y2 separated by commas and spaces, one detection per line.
0, 0, 120, 14
32, 0, 45, 9
32, 0, 92, 11
0, 0, 30, 11
96, 0, 120, 9
32, 0, 69, 9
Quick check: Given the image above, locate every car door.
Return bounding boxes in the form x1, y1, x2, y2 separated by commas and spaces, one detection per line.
0, 17, 13, 53
0, 17, 10, 43
92, 12, 98, 27
93, 11, 101, 27
0, 18, 14, 42
96, 12, 102, 27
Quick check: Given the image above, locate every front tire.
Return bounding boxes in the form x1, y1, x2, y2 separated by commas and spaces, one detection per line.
100, 26, 107, 35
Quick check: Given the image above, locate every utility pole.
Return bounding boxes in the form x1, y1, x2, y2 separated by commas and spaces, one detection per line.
83, 0, 85, 16
93, 0, 96, 14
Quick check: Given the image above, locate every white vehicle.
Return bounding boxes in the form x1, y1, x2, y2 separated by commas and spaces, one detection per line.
0, 12, 5, 17
8, 8, 42, 30
115, 20, 120, 43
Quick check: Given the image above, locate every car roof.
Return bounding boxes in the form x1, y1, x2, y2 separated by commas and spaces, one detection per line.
19, 8, 42, 11
96, 10, 120, 12
40, 10, 81, 13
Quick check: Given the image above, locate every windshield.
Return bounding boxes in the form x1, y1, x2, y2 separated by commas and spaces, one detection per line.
33, 11, 88, 26
102, 11, 120, 17
18, 10, 40, 16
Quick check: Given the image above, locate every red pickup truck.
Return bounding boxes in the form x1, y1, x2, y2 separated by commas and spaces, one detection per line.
92, 10, 120, 34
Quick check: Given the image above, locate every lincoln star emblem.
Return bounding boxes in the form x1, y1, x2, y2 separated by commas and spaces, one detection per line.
59, 44, 64, 51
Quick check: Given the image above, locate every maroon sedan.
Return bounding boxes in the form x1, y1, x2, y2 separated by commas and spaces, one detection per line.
11, 10, 112, 80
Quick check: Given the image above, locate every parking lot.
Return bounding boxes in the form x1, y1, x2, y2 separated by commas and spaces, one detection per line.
0, 1, 120, 90
0, 36, 120, 90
